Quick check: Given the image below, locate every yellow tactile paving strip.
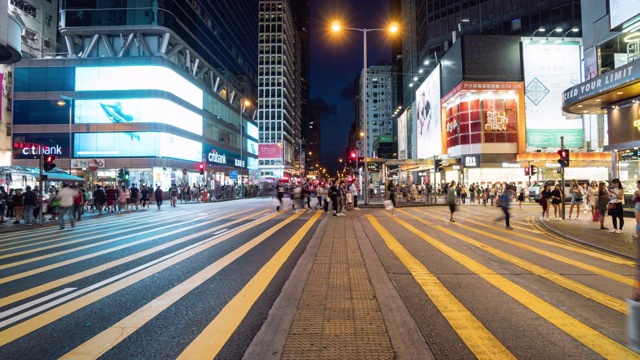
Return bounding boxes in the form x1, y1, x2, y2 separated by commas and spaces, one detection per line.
281, 217, 394, 360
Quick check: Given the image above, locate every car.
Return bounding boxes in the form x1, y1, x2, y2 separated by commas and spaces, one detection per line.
528, 179, 590, 203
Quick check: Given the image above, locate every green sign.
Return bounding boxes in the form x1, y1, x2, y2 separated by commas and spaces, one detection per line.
526, 129, 583, 148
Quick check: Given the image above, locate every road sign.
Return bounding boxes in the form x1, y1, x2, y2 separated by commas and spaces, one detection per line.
229, 170, 238, 180
88, 159, 100, 172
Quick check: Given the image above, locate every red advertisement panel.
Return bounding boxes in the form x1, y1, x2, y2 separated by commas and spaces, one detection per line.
258, 144, 283, 159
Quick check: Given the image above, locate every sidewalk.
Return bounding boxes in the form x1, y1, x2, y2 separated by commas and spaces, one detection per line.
539, 211, 637, 259
245, 212, 433, 360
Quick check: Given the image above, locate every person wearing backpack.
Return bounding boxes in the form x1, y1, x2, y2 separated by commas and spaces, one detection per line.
496, 185, 515, 230
568, 179, 583, 220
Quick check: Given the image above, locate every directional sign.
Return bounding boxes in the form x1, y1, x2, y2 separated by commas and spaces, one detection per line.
229, 170, 238, 180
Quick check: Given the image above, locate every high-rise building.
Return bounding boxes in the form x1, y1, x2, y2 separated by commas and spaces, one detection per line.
361, 66, 396, 158
257, 0, 302, 179
10, 1, 259, 190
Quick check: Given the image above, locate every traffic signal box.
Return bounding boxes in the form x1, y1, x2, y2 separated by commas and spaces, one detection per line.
198, 163, 205, 175
557, 149, 570, 167
434, 159, 442, 172
43, 155, 56, 172
524, 166, 530, 176
118, 168, 124, 180
530, 165, 538, 175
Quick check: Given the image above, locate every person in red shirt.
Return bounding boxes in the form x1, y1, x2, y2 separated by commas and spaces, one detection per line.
73, 186, 84, 221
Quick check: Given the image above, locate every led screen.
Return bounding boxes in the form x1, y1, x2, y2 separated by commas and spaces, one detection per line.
610, 0, 640, 28
414, 64, 442, 159
75, 98, 203, 135
247, 157, 258, 170
74, 132, 201, 162
523, 42, 583, 147
75, 65, 203, 109
246, 139, 258, 155
246, 122, 259, 140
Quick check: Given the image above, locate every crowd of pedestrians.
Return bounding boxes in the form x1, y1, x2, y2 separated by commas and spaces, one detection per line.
274, 179, 360, 216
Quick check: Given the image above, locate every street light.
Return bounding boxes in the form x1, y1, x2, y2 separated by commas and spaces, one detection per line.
563, 27, 579, 40
545, 27, 563, 42
331, 19, 399, 204
57, 95, 74, 172
239, 99, 251, 198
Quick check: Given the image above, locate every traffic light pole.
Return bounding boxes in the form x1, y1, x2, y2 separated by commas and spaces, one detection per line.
527, 160, 531, 185
38, 151, 44, 226
560, 136, 566, 220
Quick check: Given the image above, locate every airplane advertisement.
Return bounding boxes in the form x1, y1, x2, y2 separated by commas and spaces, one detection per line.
74, 132, 201, 162
75, 99, 203, 136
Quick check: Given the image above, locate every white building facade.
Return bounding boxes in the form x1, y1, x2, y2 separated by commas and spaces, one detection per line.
361, 66, 395, 157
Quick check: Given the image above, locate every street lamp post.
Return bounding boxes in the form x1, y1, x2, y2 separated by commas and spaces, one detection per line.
58, 95, 74, 172
240, 99, 251, 198
332, 21, 398, 204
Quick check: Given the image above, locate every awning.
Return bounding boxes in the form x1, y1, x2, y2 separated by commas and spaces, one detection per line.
0, 166, 85, 183
40, 172, 85, 182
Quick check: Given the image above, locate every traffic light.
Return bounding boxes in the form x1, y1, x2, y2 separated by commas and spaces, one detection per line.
557, 149, 570, 167
43, 155, 56, 172
434, 159, 442, 172
530, 165, 538, 175
198, 163, 205, 175
524, 166, 530, 176
124, 169, 130, 180
118, 168, 124, 180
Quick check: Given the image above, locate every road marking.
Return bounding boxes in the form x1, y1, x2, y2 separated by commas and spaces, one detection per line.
366, 214, 515, 360
61, 211, 313, 359
212, 229, 228, 235
177, 211, 322, 359
423, 208, 636, 268
0, 209, 263, 306
0, 210, 286, 347
399, 209, 627, 314
384, 212, 638, 359
0, 288, 76, 319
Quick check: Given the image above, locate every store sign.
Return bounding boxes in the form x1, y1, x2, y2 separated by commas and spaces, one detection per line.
562, 62, 639, 107
501, 163, 521, 168
463, 155, 479, 167
208, 149, 227, 164
14, 142, 63, 156
12, 135, 71, 159
485, 110, 509, 131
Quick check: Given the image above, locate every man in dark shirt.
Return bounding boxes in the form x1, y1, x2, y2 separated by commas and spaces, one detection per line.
12, 189, 24, 225
93, 185, 106, 215
22, 186, 38, 225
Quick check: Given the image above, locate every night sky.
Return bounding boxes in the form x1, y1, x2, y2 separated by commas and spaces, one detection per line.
309, 0, 393, 175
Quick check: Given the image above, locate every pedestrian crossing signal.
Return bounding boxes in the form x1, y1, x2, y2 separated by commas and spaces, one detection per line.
557, 149, 570, 167
118, 168, 124, 180
198, 163, 205, 175
524, 167, 530, 176
124, 170, 130, 180
530, 165, 538, 175
43, 155, 56, 172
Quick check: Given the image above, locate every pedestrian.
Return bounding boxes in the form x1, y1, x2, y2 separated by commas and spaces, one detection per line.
84, 187, 93, 212
460, 185, 467, 204
447, 182, 457, 222
141, 185, 150, 209
331, 181, 341, 216
632, 180, 640, 240
105, 185, 116, 212
496, 185, 514, 230
93, 185, 106, 215
587, 181, 599, 222
130, 184, 140, 210
596, 182, 610, 230
12, 189, 24, 225
517, 188, 525, 210
117, 185, 128, 215
72, 186, 84, 221
275, 181, 285, 211
169, 183, 179, 207
350, 181, 359, 209
22, 185, 38, 225
550, 184, 563, 220
154, 185, 164, 210
0, 186, 7, 225
385, 179, 396, 216
608, 178, 625, 234
56, 183, 77, 230
540, 184, 552, 221
568, 179, 583, 220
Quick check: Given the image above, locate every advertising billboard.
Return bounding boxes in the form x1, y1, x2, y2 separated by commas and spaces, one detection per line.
246, 139, 258, 155
610, 0, 640, 29
75, 98, 203, 135
397, 110, 407, 160
259, 143, 283, 159
523, 42, 583, 148
13, 133, 70, 159
246, 122, 259, 140
74, 132, 201, 162
415, 64, 442, 159
75, 65, 203, 109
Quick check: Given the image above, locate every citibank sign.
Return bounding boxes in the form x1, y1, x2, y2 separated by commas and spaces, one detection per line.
14, 142, 63, 156
208, 149, 227, 164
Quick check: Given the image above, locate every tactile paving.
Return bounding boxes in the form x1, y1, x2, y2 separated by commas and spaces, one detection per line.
281, 217, 394, 360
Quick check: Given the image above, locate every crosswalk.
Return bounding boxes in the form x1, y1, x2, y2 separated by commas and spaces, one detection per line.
365, 207, 639, 359
0, 203, 638, 359
0, 206, 322, 359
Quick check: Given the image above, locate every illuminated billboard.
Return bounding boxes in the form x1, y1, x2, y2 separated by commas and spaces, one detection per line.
75, 99, 203, 136
259, 144, 283, 159
246, 122, 259, 140
523, 42, 583, 148
415, 64, 442, 158
246, 139, 258, 155
397, 110, 407, 160
610, 0, 640, 29
75, 65, 203, 109
74, 132, 202, 162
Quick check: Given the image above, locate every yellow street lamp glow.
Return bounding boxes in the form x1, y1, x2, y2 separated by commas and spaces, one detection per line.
331, 21, 341, 32
389, 22, 399, 33
57, 99, 66, 106
243, 100, 251, 107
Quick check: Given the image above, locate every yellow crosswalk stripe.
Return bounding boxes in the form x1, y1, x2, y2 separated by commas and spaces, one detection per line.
0, 210, 289, 347
0, 209, 264, 307
398, 209, 627, 314
177, 211, 322, 359
366, 214, 515, 360
420, 210, 635, 285
384, 212, 638, 359
433, 208, 634, 267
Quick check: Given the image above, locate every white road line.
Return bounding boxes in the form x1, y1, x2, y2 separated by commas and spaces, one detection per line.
212, 229, 228, 235
0, 288, 77, 319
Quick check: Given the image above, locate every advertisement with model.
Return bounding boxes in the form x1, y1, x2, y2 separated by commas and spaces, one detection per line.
397, 110, 408, 160
414, 64, 442, 159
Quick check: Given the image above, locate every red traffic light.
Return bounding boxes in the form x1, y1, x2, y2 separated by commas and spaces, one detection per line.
45, 155, 56, 163
350, 151, 357, 159
198, 163, 205, 169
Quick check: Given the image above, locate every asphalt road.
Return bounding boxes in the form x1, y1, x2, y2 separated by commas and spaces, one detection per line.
0, 198, 636, 359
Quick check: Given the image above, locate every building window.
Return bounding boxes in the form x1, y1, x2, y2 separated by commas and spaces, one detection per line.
11, 0, 37, 17
45, 13, 52, 27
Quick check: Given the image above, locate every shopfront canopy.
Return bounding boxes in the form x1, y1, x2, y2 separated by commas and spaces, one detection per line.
0, 166, 85, 183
